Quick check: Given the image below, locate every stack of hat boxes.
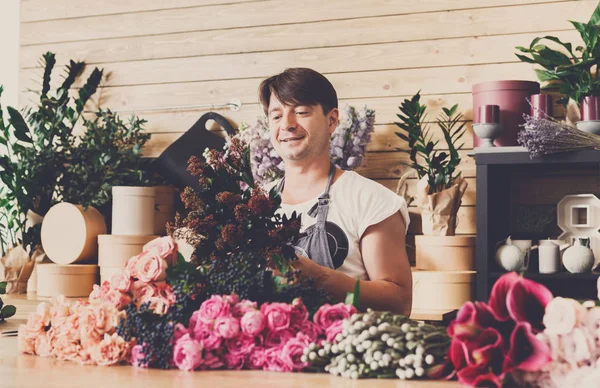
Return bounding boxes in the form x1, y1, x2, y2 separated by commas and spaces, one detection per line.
37, 186, 175, 297
411, 235, 477, 315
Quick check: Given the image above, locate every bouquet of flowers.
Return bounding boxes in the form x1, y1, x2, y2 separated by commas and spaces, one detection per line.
236, 104, 375, 187
168, 295, 355, 372
442, 272, 555, 387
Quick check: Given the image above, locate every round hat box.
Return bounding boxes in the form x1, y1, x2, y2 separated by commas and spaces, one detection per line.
415, 235, 476, 271
98, 234, 159, 268
112, 186, 156, 235
41, 203, 107, 265
37, 263, 98, 297
411, 269, 475, 311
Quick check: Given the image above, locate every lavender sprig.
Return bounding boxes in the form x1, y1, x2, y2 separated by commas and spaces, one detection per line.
517, 115, 600, 159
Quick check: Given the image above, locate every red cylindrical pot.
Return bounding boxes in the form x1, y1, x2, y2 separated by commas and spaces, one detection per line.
472, 81, 540, 146
529, 93, 553, 119
580, 96, 600, 121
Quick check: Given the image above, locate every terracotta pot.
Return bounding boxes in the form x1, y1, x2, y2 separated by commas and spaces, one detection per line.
36, 263, 98, 297
112, 186, 156, 235
472, 80, 540, 146
41, 203, 107, 265
154, 185, 176, 235
98, 234, 159, 268
415, 235, 476, 271
411, 269, 475, 310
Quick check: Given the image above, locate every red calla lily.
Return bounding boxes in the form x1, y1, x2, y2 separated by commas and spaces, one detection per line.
506, 278, 553, 332
448, 302, 498, 338
504, 322, 552, 372
488, 272, 521, 322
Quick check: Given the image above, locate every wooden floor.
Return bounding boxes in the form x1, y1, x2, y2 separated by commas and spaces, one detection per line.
0, 318, 460, 388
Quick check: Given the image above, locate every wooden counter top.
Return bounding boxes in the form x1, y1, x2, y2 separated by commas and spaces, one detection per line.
0, 318, 460, 388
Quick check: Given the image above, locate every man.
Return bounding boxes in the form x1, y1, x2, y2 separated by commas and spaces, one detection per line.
259, 68, 412, 315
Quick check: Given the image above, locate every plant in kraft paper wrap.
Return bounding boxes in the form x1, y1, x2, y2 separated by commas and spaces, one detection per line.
395, 91, 468, 236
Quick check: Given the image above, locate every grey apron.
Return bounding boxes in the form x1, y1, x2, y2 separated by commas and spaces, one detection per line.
276, 163, 336, 269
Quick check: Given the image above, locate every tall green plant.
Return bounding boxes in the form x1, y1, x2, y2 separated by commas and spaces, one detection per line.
515, 2, 600, 105
0, 52, 102, 255
394, 91, 466, 195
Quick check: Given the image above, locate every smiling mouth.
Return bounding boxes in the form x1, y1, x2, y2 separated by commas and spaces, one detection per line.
280, 136, 305, 143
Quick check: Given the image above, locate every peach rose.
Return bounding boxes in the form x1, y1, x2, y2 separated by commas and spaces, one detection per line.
110, 270, 132, 293
90, 333, 129, 366
131, 281, 157, 304
147, 296, 171, 316
135, 251, 167, 283
125, 254, 142, 279
103, 288, 133, 310
143, 236, 178, 266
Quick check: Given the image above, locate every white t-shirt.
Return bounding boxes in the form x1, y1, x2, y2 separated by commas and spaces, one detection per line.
265, 171, 410, 280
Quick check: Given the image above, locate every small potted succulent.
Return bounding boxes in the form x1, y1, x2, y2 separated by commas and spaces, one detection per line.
515, 2, 600, 130
395, 92, 474, 271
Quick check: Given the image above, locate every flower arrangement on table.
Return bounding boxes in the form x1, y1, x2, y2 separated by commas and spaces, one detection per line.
442, 272, 600, 387
236, 104, 375, 187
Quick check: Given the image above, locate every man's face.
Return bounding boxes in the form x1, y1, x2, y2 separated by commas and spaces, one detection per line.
267, 94, 338, 163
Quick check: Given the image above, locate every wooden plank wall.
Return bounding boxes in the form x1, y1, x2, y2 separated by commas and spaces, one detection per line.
18, 0, 599, 256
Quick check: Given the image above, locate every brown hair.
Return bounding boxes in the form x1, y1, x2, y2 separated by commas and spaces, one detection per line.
258, 68, 338, 115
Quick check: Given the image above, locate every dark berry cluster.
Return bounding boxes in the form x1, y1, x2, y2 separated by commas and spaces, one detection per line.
116, 302, 175, 369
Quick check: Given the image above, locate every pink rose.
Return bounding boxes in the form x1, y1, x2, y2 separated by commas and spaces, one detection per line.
248, 346, 266, 369
174, 323, 190, 341
241, 310, 266, 336
281, 333, 312, 371
110, 270, 132, 293
194, 328, 222, 351
173, 333, 203, 371
198, 295, 231, 321
131, 280, 157, 303
103, 288, 132, 310
232, 300, 257, 318
135, 251, 168, 283
261, 302, 292, 332
313, 303, 356, 332
264, 346, 293, 372
325, 320, 344, 343
224, 352, 245, 370
143, 236, 178, 266
225, 334, 256, 356
90, 333, 129, 366
131, 344, 148, 368
223, 294, 240, 305
214, 316, 240, 339
290, 298, 308, 325
293, 321, 321, 344
265, 329, 294, 348
201, 351, 224, 370
125, 254, 141, 278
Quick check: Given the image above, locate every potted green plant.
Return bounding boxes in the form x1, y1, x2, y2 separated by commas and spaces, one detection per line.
515, 2, 600, 128
395, 92, 474, 272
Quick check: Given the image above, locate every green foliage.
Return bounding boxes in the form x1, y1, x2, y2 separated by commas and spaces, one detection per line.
0, 281, 16, 321
394, 91, 466, 195
344, 279, 361, 309
60, 109, 153, 209
515, 3, 600, 105
0, 52, 156, 256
